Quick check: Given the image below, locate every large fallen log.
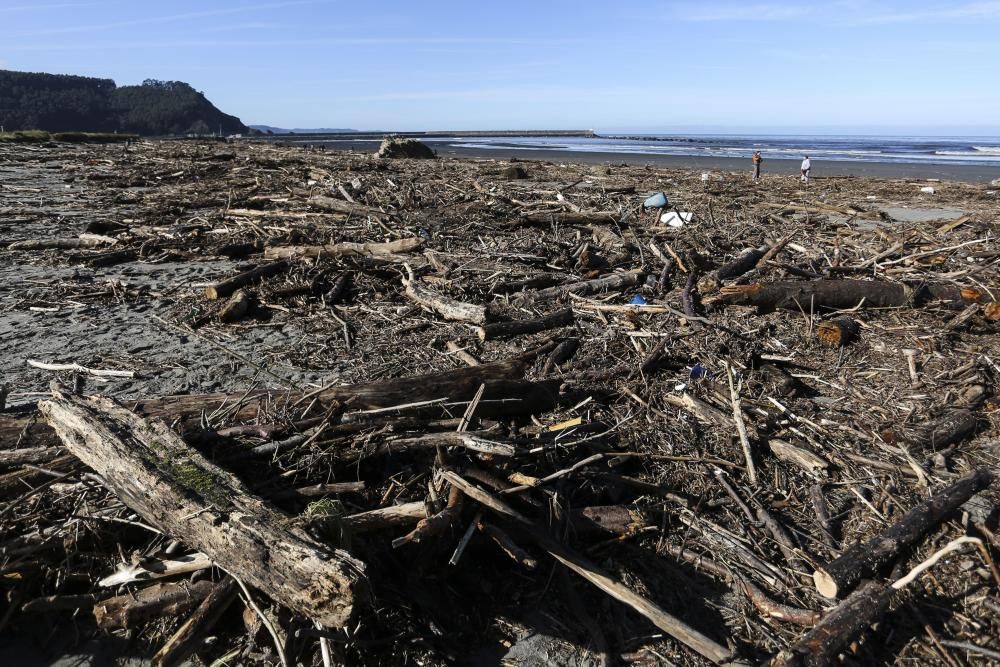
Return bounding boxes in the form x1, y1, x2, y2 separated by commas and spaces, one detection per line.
39, 389, 369, 628
812, 468, 993, 599
719, 279, 990, 312
1, 351, 555, 447
264, 237, 423, 261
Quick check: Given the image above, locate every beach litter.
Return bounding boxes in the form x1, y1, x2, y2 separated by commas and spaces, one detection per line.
0, 138, 997, 667
920, 186, 936, 194
660, 211, 693, 227
643, 191, 668, 208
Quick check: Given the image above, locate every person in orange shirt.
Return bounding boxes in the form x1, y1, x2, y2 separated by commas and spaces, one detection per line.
751, 150, 762, 181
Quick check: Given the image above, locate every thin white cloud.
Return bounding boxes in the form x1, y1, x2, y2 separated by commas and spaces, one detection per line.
854, 1, 1000, 24
671, 3, 810, 22
7, 0, 328, 37
0, 2, 107, 12
1, 36, 576, 52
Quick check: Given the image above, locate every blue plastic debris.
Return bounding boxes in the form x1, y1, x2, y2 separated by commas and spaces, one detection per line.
630, 294, 648, 305
690, 363, 710, 380
417, 227, 431, 240
643, 192, 668, 209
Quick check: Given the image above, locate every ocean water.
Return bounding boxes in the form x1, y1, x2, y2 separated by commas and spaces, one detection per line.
444, 134, 1000, 166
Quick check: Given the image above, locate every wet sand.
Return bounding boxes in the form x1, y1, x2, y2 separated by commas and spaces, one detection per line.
295, 139, 1000, 184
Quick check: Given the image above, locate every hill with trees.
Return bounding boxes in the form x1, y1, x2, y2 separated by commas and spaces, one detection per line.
0, 70, 247, 136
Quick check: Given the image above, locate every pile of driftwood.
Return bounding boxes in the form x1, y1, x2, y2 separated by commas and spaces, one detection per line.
1, 139, 999, 666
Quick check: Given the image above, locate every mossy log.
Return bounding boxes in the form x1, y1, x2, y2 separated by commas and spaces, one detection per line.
39, 389, 369, 628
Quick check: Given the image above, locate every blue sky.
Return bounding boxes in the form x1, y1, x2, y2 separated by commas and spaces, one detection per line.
1, 1, 999, 133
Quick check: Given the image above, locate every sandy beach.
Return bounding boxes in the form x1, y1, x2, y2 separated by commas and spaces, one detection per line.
291, 138, 1000, 184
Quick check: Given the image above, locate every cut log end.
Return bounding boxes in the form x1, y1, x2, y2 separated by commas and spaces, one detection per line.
813, 569, 838, 599
815, 317, 859, 346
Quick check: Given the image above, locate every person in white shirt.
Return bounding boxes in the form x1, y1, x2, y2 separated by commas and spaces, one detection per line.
800, 155, 811, 183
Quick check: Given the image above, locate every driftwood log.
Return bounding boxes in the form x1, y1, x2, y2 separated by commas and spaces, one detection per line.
880, 409, 978, 450
477, 308, 574, 341
94, 580, 216, 630
264, 237, 423, 261
152, 576, 239, 667
720, 279, 990, 312
519, 269, 643, 302
0, 350, 556, 447
204, 260, 289, 300
307, 195, 386, 217
771, 580, 892, 667
812, 468, 993, 598
516, 211, 619, 226
403, 268, 487, 324
39, 389, 369, 627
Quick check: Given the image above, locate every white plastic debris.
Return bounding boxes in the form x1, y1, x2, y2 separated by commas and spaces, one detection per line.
660, 211, 694, 227
920, 186, 936, 194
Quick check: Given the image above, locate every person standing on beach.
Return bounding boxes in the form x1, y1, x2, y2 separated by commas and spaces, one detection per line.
752, 150, 762, 181
800, 155, 811, 183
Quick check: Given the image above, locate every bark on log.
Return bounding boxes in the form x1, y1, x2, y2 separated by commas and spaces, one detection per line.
880, 409, 977, 451
720, 280, 991, 312
264, 237, 423, 261
771, 580, 892, 667
477, 308, 574, 341
39, 390, 369, 627
815, 317, 859, 346
812, 468, 993, 599
204, 260, 289, 300
519, 270, 643, 303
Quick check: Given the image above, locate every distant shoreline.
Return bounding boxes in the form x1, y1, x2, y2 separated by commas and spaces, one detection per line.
288, 138, 1000, 184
